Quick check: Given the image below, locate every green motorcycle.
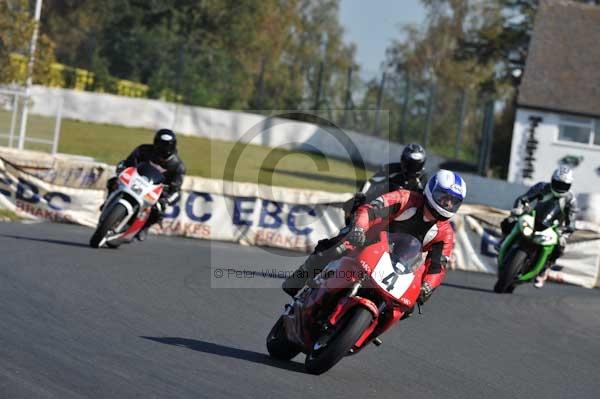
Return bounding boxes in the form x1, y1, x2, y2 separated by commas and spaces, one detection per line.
494, 201, 562, 293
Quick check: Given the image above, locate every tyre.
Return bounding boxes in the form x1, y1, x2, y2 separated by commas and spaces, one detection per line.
266, 316, 300, 360
89, 203, 128, 248
305, 307, 373, 375
494, 248, 527, 293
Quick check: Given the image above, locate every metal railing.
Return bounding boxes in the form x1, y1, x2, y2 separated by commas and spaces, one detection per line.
0, 88, 63, 154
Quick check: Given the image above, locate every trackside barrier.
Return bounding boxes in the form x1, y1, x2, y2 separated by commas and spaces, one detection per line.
1, 148, 599, 287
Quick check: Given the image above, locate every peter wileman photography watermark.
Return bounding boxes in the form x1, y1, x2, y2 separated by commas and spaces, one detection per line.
203, 109, 392, 288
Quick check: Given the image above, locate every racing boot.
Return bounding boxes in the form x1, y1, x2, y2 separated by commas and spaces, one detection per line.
534, 267, 549, 289
136, 226, 149, 241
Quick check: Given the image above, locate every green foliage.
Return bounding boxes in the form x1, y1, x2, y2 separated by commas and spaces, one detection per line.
41, 0, 356, 110
55, 119, 368, 192
382, 1, 497, 165
452, 0, 597, 177
0, 0, 56, 84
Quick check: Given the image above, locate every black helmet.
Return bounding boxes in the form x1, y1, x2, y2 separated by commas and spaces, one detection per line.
153, 129, 177, 160
401, 143, 426, 177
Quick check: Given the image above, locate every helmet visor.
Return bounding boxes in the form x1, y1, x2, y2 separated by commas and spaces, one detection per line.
551, 179, 570, 194
404, 159, 424, 175
432, 188, 463, 213
154, 142, 174, 159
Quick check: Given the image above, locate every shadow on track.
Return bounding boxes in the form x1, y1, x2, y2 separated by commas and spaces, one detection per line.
140, 336, 306, 373
441, 282, 495, 294
0, 234, 89, 248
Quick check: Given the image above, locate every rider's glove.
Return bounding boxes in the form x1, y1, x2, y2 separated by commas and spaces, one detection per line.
106, 176, 118, 191
346, 226, 366, 248
115, 161, 127, 175
418, 282, 433, 305
511, 206, 524, 216
156, 196, 168, 213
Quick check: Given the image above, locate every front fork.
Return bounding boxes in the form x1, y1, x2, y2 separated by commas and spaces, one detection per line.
325, 283, 384, 350
519, 245, 554, 282
498, 225, 555, 282
498, 225, 520, 269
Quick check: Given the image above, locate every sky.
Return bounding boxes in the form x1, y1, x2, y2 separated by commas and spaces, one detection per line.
339, 0, 426, 80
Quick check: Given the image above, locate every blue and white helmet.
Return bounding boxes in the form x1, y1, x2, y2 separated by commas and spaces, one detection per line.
424, 170, 467, 220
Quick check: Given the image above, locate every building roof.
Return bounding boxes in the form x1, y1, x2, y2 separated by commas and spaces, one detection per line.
518, 0, 600, 118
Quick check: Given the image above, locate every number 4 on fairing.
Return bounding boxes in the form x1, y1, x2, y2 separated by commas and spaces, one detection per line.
382, 272, 398, 291
372, 253, 415, 300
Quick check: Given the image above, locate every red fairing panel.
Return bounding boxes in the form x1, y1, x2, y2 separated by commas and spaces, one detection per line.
353, 189, 454, 292
327, 296, 380, 327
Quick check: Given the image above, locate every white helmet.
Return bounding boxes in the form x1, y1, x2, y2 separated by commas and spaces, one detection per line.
551, 165, 573, 196
424, 170, 467, 220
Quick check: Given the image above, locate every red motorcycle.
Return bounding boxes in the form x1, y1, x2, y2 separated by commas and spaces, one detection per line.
267, 231, 425, 374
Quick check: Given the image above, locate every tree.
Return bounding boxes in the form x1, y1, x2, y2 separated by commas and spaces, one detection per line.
384, 1, 498, 161
457, 0, 599, 89
454, 0, 599, 176
0, 0, 56, 85
40, 0, 356, 110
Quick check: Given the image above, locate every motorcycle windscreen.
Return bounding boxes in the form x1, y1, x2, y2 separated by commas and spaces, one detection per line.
388, 233, 422, 271
136, 162, 164, 184
534, 200, 562, 231
371, 233, 422, 299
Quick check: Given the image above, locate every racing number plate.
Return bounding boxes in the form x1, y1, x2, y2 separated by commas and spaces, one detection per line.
371, 253, 414, 299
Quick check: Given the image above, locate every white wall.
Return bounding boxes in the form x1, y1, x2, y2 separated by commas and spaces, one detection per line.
27, 86, 553, 211
508, 108, 600, 194
29, 86, 447, 169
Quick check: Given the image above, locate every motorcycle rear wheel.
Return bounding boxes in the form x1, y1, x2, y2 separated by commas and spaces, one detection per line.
305, 307, 373, 375
90, 203, 128, 248
494, 248, 527, 293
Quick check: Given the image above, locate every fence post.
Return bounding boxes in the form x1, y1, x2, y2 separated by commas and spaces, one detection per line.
51, 97, 63, 155
313, 62, 324, 110
373, 72, 386, 137
478, 99, 495, 175
342, 66, 353, 127
455, 90, 468, 158
18, 0, 44, 151
399, 74, 411, 144
424, 82, 436, 148
17, 96, 29, 150
254, 57, 267, 109
8, 94, 19, 148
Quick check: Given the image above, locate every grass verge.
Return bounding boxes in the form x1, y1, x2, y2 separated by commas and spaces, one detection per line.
0, 208, 21, 221
58, 120, 370, 192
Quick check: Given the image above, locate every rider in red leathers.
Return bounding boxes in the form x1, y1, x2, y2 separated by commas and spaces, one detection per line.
283, 169, 466, 320
347, 170, 466, 329
352, 188, 453, 298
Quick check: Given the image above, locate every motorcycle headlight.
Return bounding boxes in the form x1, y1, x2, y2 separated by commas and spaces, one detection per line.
522, 224, 533, 237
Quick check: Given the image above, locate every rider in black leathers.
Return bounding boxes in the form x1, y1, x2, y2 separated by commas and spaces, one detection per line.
282, 143, 428, 296
500, 165, 577, 287
344, 145, 427, 215
106, 129, 186, 240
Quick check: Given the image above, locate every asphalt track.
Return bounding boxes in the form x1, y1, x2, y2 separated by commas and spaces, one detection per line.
1, 221, 599, 399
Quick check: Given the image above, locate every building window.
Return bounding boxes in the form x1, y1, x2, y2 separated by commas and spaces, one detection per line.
557, 116, 598, 146
559, 125, 591, 143
594, 121, 600, 146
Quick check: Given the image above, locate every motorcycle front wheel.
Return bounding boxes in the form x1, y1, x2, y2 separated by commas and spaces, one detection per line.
305, 306, 373, 375
494, 248, 527, 293
266, 315, 301, 360
89, 203, 128, 248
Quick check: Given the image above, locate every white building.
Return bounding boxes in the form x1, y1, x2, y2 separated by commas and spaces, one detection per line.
508, 0, 600, 195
